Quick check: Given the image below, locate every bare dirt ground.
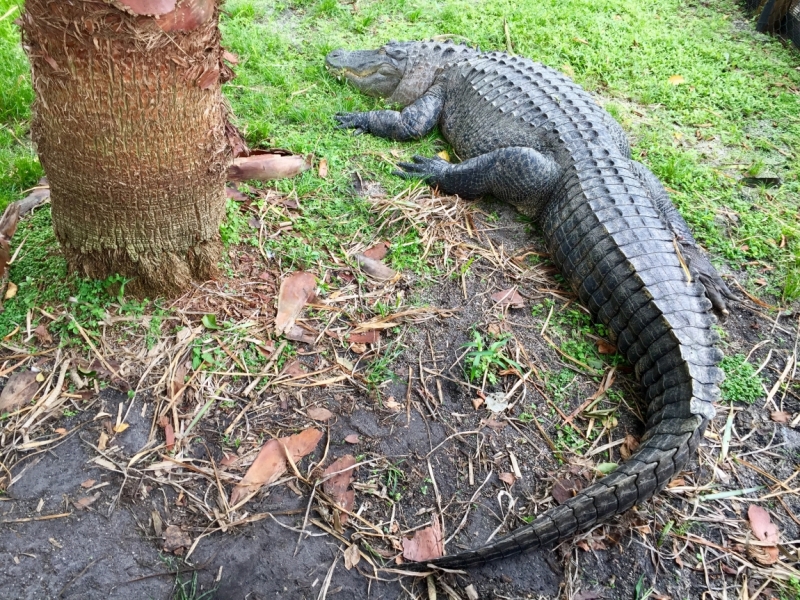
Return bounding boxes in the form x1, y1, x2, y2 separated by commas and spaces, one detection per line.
2, 181, 799, 600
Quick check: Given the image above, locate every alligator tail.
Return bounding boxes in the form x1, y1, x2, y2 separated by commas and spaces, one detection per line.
424, 150, 723, 569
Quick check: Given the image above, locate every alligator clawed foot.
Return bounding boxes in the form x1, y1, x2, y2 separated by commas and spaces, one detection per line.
334, 112, 368, 135
393, 154, 448, 182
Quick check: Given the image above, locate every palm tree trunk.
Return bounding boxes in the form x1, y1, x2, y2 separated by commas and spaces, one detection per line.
20, 0, 232, 296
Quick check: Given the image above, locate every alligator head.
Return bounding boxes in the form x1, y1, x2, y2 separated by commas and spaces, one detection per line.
326, 40, 478, 106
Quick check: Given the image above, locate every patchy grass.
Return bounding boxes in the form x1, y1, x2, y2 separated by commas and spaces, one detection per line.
720, 353, 766, 404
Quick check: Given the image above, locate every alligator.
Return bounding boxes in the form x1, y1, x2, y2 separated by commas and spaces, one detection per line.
325, 41, 735, 569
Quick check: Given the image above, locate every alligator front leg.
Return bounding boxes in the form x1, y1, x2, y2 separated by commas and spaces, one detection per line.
335, 85, 444, 141
395, 146, 562, 217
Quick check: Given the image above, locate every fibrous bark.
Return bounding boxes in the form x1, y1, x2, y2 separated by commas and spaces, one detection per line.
21, 0, 232, 296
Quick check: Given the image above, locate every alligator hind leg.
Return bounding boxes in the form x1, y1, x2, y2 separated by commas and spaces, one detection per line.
396, 146, 562, 217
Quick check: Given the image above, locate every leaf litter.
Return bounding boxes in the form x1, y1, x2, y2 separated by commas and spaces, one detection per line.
1, 176, 799, 599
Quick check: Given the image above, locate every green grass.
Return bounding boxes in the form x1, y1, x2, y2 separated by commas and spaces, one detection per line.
719, 353, 765, 403
1, 0, 799, 342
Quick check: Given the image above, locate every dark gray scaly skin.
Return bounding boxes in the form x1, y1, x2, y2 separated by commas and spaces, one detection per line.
326, 41, 736, 569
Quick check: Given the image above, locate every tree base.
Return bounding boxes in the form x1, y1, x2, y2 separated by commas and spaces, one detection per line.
67, 239, 221, 298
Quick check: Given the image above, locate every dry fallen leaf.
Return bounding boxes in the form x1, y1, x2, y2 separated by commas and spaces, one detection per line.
226, 186, 248, 201
748, 505, 780, 565
318, 157, 328, 179
498, 472, 516, 486
284, 324, 318, 345
363, 241, 390, 260
619, 434, 640, 460
98, 431, 109, 451
344, 434, 359, 444
749, 505, 779, 544
230, 428, 323, 505
491, 287, 525, 308
274, 272, 316, 335
0, 202, 19, 277
72, 493, 100, 511
385, 398, 402, 412
113, 423, 129, 434
322, 455, 357, 525
169, 361, 189, 399
4, 281, 17, 300
33, 324, 52, 346
228, 152, 312, 182
116, 0, 175, 16
343, 543, 360, 570
307, 407, 334, 422
668, 74, 685, 85
80, 479, 96, 489
771, 410, 791, 424
281, 360, 307, 378
354, 254, 397, 281
350, 342, 367, 354
596, 339, 617, 355
348, 330, 380, 344
163, 524, 192, 554
552, 478, 583, 504
402, 519, 443, 562
0, 370, 39, 413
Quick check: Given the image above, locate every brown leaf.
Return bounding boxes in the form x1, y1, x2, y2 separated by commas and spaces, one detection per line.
348, 330, 379, 344
748, 505, 779, 544
54, 427, 67, 435
668, 74, 685, 85
116, 0, 176, 16
4, 281, 17, 300
344, 434, 360, 444
354, 254, 397, 281
552, 478, 583, 504
323, 455, 357, 525
498, 472, 516, 486
573, 590, 605, 600
363, 241, 390, 261
350, 342, 367, 354
33, 324, 52, 346
281, 360, 307, 378
163, 422, 175, 450
169, 361, 189, 399
72, 493, 100, 511
157, 0, 214, 32
318, 158, 328, 179
220, 453, 238, 467
222, 50, 239, 65
163, 524, 192, 554
480, 418, 506, 431
230, 428, 323, 505
771, 410, 791, 424
284, 324, 318, 345
80, 479, 96, 489
402, 519, 443, 562
274, 272, 316, 335
619, 434, 640, 460
596, 339, 617, 355
226, 186, 248, 201
228, 153, 312, 182
15, 181, 50, 217
196, 66, 220, 90
307, 407, 333, 421
0, 370, 39, 413
343, 543, 360, 570
491, 287, 525, 308
0, 202, 20, 279
98, 431, 109, 451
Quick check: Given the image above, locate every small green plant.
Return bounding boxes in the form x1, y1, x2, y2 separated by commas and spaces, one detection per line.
382, 463, 405, 502
462, 330, 522, 386
720, 354, 764, 404
171, 570, 216, 600
219, 198, 250, 247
